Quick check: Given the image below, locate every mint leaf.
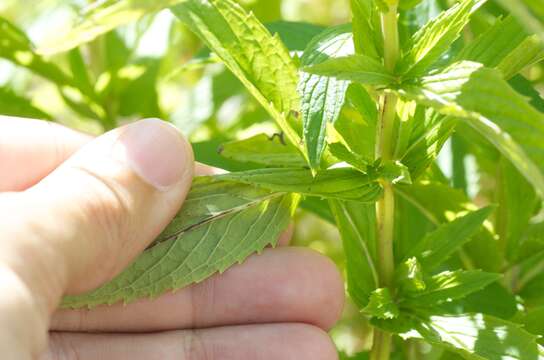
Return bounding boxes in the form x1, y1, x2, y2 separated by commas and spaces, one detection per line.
496, 0, 544, 43
304, 55, 395, 85
0, 17, 76, 87
0, 87, 51, 120
398, 0, 485, 77
374, 312, 544, 359
405, 207, 494, 271
497, 158, 538, 261
172, 0, 303, 154
219, 168, 383, 203
395, 182, 502, 272
219, 134, 306, 168
364, 288, 400, 319
401, 270, 501, 307
396, 257, 426, 293
399, 61, 544, 199
299, 24, 353, 171
456, 15, 544, 79
62, 177, 297, 308
350, 0, 380, 58
265, 21, 325, 53
329, 200, 378, 308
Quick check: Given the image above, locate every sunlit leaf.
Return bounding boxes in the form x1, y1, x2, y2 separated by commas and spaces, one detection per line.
398, 0, 485, 77
401, 270, 501, 307
398, 61, 544, 199
219, 168, 383, 203
374, 312, 544, 359
364, 288, 399, 319
172, 0, 303, 153
404, 207, 494, 271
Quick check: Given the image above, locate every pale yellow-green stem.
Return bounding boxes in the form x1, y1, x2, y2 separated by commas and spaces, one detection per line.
371, 3, 399, 360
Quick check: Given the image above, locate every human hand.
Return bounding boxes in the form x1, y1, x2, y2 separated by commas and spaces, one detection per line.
0, 117, 344, 360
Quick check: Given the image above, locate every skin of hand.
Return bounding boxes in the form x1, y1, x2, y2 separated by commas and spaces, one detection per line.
0, 116, 345, 360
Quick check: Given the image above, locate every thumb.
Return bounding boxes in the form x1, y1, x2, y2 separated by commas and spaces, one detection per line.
1, 118, 194, 315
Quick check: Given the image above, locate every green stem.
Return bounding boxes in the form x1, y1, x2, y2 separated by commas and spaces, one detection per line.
371, 3, 399, 360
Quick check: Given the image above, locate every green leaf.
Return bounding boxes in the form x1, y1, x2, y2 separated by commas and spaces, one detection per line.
398, 61, 544, 199
332, 84, 378, 162
329, 142, 369, 171
0, 87, 51, 120
68, 48, 95, 97
363, 288, 400, 319
172, 0, 303, 154
219, 134, 306, 168
456, 16, 530, 69
497, 157, 538, 261
396, 257, 427, 293
37, 0, 188, 55
329, 200, 378, 308
454, 282, 518, 319
509, 75, 544, 114
400, 0, 425, 10
298, 24, 354, 171
265, 21, 325, 52
300, 197, 335, 224
62, 177, 297, 308
0, 17, 74, 86
401, 270, 501, 307
339, 351, 370, 360
395, 182, 502, 272
496, 0, 544, 43
455, 15, 544, 79
350, 0, 380, 58
519, 272, 544, 308
304, 55, 395, 85
399, 109, 456, 180
405, 207, 494, 271
398, 0, 483, 77
375, 312, 544, 359
183, 21, 325, 69
522, 306, 544, 339
218, 168, 383, 203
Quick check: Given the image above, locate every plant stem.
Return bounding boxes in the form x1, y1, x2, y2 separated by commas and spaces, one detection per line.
371, 3, 399, 360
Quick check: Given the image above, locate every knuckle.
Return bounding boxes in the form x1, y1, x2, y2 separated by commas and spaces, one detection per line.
182, 330, 214, 360
189, 276, 218, 328
47, 333, 80, 360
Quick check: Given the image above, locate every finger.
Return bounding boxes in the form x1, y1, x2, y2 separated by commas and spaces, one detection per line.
1, 118, 194, 317
0, 116, 91, 191
42, 323, 338, 360
51, 247, 344, 332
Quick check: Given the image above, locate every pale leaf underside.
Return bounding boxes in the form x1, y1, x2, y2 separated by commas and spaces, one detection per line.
62, 177, 296, 308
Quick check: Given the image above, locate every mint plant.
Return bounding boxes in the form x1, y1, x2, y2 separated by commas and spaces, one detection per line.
2, 0, 544, 358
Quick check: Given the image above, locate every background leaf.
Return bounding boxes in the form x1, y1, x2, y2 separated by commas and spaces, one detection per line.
299, 24, 354, 171
329, 199, 378, 308
399, 61, 544, 199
